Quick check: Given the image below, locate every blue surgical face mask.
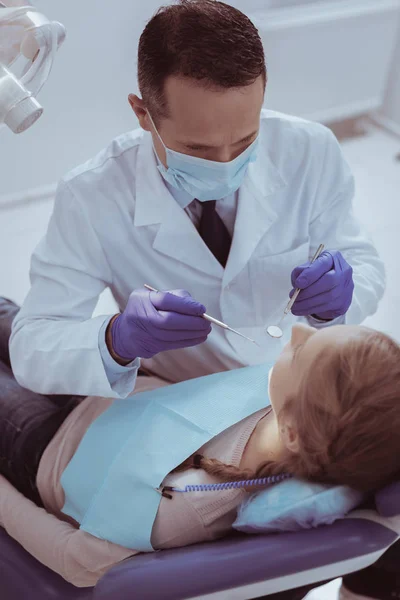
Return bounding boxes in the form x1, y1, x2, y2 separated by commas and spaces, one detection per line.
147, 111, 259, 201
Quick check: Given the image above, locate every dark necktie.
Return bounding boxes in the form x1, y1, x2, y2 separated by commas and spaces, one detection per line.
198, 200, 232, 268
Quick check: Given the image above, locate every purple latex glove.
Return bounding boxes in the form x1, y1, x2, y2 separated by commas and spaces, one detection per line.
111, 288, 211, 360
290, 250, 354, 320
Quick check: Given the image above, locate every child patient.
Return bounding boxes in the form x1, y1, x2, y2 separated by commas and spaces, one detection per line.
0, 322, 399, 587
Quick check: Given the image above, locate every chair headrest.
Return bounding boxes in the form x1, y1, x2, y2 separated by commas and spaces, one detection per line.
375, 481, 400, 518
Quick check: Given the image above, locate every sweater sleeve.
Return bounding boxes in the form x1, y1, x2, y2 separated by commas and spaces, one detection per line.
0, 474, 137, 588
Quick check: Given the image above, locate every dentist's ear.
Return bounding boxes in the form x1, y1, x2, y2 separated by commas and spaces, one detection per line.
128, 93, 140, 110
279, 416, 300, 454
128, 94, 151, 131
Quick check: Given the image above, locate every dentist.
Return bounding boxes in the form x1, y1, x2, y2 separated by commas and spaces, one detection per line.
10, 0, 384, 399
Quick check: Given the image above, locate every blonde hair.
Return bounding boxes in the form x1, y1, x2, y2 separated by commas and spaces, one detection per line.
175, 329, 400, 493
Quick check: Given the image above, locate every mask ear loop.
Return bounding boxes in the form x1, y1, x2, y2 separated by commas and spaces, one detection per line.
147, 109, 170, 168
147, 110, 166, 150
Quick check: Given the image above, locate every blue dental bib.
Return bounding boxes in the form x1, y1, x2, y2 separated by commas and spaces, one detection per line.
61, 363, 271, 551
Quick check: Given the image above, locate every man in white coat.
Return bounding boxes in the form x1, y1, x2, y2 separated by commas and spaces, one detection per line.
10, 0, 384, 403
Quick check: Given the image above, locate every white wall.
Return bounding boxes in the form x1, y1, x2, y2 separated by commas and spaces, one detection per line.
379, 27, 400, 130
0, 0, 271, 198
0, 0, 165, 196
0, 0, 266, 198
1, 0, 399, 199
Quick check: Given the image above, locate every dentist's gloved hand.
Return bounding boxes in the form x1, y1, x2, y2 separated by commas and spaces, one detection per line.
290, 250, 354, 320
110, 288, 211, 360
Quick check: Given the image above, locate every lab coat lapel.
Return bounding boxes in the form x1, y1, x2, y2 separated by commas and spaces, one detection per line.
223, 148, 287, 287
134, 133, 223, 278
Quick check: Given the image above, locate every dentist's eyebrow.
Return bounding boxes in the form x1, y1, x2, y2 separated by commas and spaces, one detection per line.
181, 130, 258, 150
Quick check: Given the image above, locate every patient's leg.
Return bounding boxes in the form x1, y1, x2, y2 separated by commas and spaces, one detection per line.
0, 297, 82, 507
0, 360, 79, 507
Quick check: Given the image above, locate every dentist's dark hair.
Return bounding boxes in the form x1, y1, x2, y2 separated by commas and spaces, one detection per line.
175, 328, 400, 493
137, 0, 267, 127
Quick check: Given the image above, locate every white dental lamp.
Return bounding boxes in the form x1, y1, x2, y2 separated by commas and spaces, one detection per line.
0, 0, 65, 134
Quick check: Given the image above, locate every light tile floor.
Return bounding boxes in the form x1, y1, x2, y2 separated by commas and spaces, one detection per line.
0, 119, 398, 600
306, 578, 342, 600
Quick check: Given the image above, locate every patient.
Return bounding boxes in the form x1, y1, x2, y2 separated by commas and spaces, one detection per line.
0, 304, 399, 587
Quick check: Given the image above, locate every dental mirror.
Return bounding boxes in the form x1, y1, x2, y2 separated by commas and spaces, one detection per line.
266, 244, 325, 339
266, 325, 283, 339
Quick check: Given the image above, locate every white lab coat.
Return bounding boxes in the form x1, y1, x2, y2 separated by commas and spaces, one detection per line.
10, 110, 385, 397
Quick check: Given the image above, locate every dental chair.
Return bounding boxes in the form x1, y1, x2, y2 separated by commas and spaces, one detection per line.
0, 298, 399, 600
1, 486, 399, 600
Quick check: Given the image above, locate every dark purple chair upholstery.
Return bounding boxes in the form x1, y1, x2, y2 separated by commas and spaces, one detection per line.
0, 528, 91, 600
1, 487, 399, 600
375, 481, 400, 518
93, 519, 398, 600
